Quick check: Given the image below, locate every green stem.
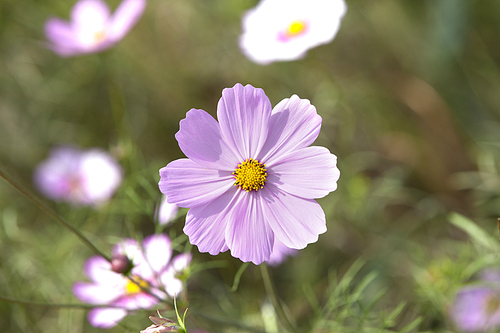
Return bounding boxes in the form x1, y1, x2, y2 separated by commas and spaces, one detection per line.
0, 169, 110, 262
260, 264, 298, 333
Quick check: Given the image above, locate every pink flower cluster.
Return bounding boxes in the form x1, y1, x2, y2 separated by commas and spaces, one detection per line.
73, 235, 191, 328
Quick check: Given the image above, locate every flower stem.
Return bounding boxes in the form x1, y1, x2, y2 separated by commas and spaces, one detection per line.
0, 168, 111, 262
259, 264, 299, 333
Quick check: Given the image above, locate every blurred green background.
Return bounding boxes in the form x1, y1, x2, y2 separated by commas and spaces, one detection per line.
1, 0, 500, 332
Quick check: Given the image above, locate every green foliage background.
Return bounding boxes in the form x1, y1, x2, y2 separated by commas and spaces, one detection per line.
1, 0, 500, 332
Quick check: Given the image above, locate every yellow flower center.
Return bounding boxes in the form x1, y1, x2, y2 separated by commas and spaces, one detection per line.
285, 20, 307, 38
124, 276, 149, 295
233, 159, 267, 192
93, 30, 106, 43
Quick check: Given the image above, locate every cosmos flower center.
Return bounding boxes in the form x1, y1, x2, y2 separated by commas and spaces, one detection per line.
287, 20, 307, 37
93, 30, 107, 43
233, 158, 267, 192
278, 20, 308, 42
124, 275, 149, 295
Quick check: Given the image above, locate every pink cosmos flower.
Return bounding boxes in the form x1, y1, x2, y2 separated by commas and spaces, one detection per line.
33, 146, 122, 206
159, 83, 340, 265
266, 238, 297, 266
450, 286, 500, 332
157, 195, 180, 226
240, 0, 347, 65
73, 235, 192, 328
44, 0, 146, 57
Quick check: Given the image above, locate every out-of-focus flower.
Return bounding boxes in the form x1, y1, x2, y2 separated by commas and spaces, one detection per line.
450, 286, 500, 332
159, 83, 340, 265
240, 0, 347, 65
44, 0, 146, 57
157, 195, 179, 226
34, 146, 122, 206
266, 239, 297, 266
73, 235, 192, 328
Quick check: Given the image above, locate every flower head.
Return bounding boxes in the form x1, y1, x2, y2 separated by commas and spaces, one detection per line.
73, 235, 192, 328
159, 83, 340, 265
240, 0, 347, 65
33, 146, 122, 206
44, 0, 146, 57
450, 286, 500, 332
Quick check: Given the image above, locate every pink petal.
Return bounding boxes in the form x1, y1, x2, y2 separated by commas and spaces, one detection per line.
112, 292, 158, 309
88, 307, 127, 328
171, 253, 192, 272
108, 0, 147, 41
157, 195, 179, 225
258, 95, 322, 164
261, 184, 326, 249
166, 278, 183, 298
267, 146, 339, 199
70, 0, 110, 28
143, 234, 172, 274
44, 18, 81, 56
266, 238, 297, 266
73, 281, 124, 304
113, 239, 143, 263
83, 255, 121, 283
225, 191, 274, 264
217, 83, 272, 160
184, 187, 239, 255
159, 159, 235, 208
175, 109, 239, 170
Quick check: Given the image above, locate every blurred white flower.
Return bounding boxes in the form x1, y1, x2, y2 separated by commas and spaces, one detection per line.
240, 0, 347, 65
157, 195, 179, 226
34, 146, 122, 206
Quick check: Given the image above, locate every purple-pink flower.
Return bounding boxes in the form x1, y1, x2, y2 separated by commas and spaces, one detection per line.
44, 0, 146, 57
34, 146, 122, 206
159, 83, 340, 265
73, 235, 191, 328
450, 286, 500, 332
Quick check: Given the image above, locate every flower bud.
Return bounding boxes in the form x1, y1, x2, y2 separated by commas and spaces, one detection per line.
111, 254, 133, 274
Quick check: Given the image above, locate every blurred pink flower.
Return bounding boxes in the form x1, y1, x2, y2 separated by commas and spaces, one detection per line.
159, 83, 340, 264
44, 0, 146, 57
33, 146, 122, 206
240, 0, 347, 65
73, 235, 192, 328
157, 195, 179, 226
266, 238, 297, 266
450, 286, 500, 332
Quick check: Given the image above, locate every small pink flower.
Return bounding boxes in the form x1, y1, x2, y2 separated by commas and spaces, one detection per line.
450, 287, 500, 332
33, 146, 122, 206
44, 0, 146, 57
73, 235, 192, 328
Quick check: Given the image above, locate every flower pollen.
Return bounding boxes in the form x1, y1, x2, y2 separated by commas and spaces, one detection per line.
233, 158, 267, 192
93, 30, 106, 43
287, 20, 307, 37
125, 276, 149, 295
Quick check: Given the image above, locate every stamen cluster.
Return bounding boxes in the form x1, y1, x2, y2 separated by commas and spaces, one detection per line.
233, 158, 267, 192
